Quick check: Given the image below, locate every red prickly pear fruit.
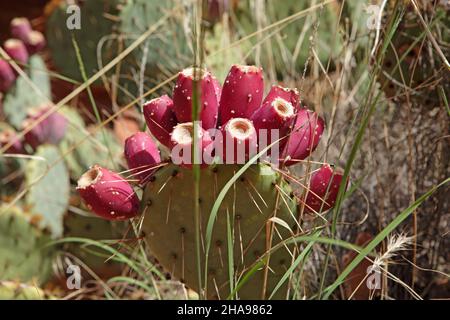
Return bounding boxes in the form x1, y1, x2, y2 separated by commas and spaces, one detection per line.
170, 122, 213, 168
124, 132, 161, 184
250, 97, 296, 152
0, 129, 25, 154
22, 105, 68, 149
282, 108, 325, 166
172, 67, 219, 130
219, 64, 264, 124
143, 95, 178, 148
220, 117, 257, 164
24, 31, 46, 55
303, 164, 347, 214
263, 85, 300, 110
77, 165, 140, 220
0, 59, 16, 92
4, 39, 29, 65
10, 17, 32, 40
22, 117, 44, 149
38, 106, 67, 144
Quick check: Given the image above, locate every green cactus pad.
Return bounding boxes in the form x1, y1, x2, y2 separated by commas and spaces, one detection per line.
57, 107, 87, 178
47, 0, 191, 102
63, 212, 126, 274
141, 163, 298, 299
25, 145, 70, 238
2, 56, 51, 128
46, 0, 120, 82
58, 108, 123, 178
0, 205, 54, 284
117, 0, 192, 100
118, 0, 191, 66
238, 0, 341, 73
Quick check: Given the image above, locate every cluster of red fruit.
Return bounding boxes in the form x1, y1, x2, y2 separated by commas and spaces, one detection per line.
77, 65, 345, 221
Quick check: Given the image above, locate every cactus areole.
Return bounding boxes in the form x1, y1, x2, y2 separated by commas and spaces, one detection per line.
77, 64, 347, 299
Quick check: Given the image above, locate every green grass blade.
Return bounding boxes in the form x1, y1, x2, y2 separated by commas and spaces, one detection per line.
439, 85, 450, 117
227, 257, 268, 300
107, 276, 156, 297
49, 237, 164, 280
226, 210, 235, 298
269, 231, 321, 299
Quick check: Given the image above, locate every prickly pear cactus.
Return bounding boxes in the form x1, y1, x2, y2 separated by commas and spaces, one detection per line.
0, 205, 54, 284
141, 164, 297, 299
0, 281, 49, 300
77, 64, 347, 299
45, 0, 120, 81
25, 145, 70, 238
2, 56, 51, 128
